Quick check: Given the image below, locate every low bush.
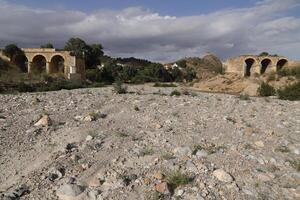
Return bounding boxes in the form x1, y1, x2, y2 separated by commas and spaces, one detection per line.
277, 82, 300, 101
239, 93, 250, 100
267, 71, 276, 82
170, 90, 181, 96
113, 81, 127, 94
257, 82, 276, 97
277, 66, 300, 78
165, 170, 192, 193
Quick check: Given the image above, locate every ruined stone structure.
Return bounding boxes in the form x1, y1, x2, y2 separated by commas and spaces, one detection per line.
0, 48, 85, 80
224, 55, 299, 77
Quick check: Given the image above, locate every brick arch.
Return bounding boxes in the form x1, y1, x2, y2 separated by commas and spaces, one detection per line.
276, 58, 288, 71
244, 57, 257, 77
260, 58, 272, 74
49, 53, 67, 62
31, 54, 47, 73
49, 54, 65, 74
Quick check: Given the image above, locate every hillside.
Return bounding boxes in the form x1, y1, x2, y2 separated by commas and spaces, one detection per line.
167, 54, 223, 80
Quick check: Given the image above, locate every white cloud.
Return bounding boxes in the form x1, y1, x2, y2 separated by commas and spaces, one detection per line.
0, 0, 299, 62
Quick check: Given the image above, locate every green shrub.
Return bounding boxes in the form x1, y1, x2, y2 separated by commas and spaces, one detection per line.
113, 81, 127, 94
267, 71, 276, 82
17, 82, 35, 93
170, 90, 181, 96
239, 93, 250, 100
257, 82, 276, 97
277, 66, 300, 78
278, 82, 300, 101
165, 170, 192, 193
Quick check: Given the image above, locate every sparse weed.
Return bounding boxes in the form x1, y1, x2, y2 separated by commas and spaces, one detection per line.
244, 143, 255, 150
288, 159, 300, 171
113, 81, 127, 94
239, 94, 250, 100
165, 170, 192, 193
161, 152, 175, 160
170, 90, 181, 96
275, 146, 290, 153
115, 132, 129, 138
140, 147, 154, 156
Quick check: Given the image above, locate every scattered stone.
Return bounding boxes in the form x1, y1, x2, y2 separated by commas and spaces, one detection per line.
84, 115, 96, 122
257, 173, 275, 182
186, 160, 198, 173
213, 169, 234, 183
56, 183, 86, 200
153, 171, 164, 180
155, 182, 170, 195
34, 115, 51, 127
48, 167, 65, 181
255, 141, 264, 148
175, 189, 184, 197
86, 135, 93, 141
196, 149, 208, 158
2, 185, 30, 200
173, 146, 192, 157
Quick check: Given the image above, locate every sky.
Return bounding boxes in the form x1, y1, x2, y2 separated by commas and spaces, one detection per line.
0, 0, 300, 62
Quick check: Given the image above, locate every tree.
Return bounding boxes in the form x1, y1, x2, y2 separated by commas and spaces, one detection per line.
41, 43, 54, 48
176, 59, 187, 68
64, 38, 88, 57
64, 38, 104, 69
259, 52, 269, 56
85, 44, 104, 68
3, 44, 23, 61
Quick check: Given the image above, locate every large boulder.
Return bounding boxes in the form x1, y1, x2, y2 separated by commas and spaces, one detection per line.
201, 54, 223, 73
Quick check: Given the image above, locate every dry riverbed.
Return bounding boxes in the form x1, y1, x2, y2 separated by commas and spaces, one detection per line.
0, 85, 299, 200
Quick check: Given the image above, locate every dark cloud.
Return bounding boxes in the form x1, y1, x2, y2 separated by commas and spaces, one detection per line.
0, 0, 299, 62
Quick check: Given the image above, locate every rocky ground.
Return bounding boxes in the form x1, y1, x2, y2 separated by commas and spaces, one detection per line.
0, 84, 299, 200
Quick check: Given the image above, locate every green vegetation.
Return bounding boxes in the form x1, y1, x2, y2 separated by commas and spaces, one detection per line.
64, 37, 104, 69
113, 81, 127, 94
277, 82, 300, 101
267, 71, 276, 82
40, 43, 54, 48
139, 147, 154, 156
277, 66, 300, 78
239, 93, 250, 100
257, 82, 276, 97
170, 90, 181, 96
288, 159, 300, 171
275, 146, 290, 153
165, 170, 192, 193
3, 44, 24, 61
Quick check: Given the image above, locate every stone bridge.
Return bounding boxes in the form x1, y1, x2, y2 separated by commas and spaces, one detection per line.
0, 48, 85, 80
224, 55, 299, 77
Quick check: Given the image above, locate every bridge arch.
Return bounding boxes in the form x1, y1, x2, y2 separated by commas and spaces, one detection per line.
260, 58, 272, 74
244, 58, 256, 77
31, 55, 47, 74
277, 59, 288, 71
49, 54, 65, 74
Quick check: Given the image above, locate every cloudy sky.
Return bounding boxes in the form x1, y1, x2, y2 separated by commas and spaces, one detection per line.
0, 0, 300, 62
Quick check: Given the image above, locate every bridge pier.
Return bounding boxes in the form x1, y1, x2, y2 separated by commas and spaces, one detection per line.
46, 62, 50, 74
27, 62, 32, 73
